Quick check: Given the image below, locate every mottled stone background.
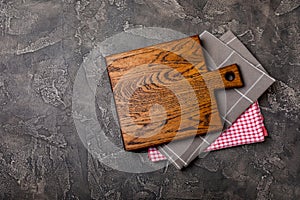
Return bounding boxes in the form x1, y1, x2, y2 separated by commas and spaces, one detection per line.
0, 0, 299, 199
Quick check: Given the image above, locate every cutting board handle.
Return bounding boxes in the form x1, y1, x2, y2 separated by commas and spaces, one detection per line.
203, 64, 244, 90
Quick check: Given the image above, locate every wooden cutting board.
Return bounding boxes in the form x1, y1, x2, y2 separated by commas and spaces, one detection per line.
105, 35, 244, 151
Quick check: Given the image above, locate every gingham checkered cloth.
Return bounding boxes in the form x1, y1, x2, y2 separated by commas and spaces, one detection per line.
148, 101, 268, 162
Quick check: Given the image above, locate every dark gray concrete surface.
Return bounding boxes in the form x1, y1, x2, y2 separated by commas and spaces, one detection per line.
0, 0, 299, 199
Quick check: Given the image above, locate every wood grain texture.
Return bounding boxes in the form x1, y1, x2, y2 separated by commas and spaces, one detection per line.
105, 35, 243, 151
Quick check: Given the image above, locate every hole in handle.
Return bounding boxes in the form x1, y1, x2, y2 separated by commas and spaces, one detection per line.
225, 71, 235, 82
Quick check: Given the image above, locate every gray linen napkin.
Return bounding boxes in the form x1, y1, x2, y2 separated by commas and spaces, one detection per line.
157, 30, 276, 169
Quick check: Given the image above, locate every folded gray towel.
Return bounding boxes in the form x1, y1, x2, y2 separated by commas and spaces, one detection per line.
158, 30, 275, 169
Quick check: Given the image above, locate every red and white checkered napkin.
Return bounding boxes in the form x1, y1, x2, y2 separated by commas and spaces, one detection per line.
148, 101, 268, 162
